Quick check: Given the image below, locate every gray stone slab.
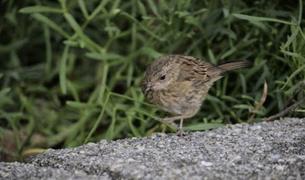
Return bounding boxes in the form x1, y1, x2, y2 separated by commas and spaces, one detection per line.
1, 118, 305, 179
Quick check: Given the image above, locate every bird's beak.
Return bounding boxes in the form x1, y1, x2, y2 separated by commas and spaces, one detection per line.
144, 86, 151, 94
141, 81, 152, 95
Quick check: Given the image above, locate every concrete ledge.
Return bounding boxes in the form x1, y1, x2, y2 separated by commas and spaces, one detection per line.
1, 118, 305, 179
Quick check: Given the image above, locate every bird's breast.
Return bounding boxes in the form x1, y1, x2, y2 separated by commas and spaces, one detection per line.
146, 82, 202, 115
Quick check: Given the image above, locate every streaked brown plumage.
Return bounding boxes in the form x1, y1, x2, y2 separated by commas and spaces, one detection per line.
141, 55, 252, 133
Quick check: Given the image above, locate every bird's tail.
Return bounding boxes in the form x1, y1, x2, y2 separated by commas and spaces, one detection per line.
207, 60, 252, 77
217, 61, 252, 72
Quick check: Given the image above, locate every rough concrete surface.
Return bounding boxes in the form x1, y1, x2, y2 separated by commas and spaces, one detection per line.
1, 118, 305, 179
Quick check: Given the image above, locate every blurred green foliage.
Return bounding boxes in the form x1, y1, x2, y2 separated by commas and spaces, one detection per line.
0, 0, 304, 161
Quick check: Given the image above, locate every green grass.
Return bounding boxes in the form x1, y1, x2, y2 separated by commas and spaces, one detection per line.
0, 0, 304, 161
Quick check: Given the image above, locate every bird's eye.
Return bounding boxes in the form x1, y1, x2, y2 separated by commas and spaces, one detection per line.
159, 75, 166, 80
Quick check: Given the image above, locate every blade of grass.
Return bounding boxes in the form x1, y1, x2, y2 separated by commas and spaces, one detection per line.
59, 45, 69, 95
84, 91, 110, 143
19, 6, 63, 14
64, 13, 104, 52
32, 13, 70, 38
43, 25, 52, 74
88, 0, 111, 21
78, 0, 89, 19
233, 13, 295, 25
184, 123, 224, 131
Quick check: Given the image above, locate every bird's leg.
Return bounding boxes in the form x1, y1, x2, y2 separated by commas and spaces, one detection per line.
179, 118, 184, 130
161, 114, 193, 134
177, 118, 185, 136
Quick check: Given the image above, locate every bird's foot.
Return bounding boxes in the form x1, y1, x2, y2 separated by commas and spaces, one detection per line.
176, 128, 186, 136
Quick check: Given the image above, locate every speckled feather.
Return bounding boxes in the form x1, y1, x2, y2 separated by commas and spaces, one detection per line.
142, 55, 251, 124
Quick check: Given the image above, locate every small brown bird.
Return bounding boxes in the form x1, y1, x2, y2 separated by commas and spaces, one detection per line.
141, 55, 251, 133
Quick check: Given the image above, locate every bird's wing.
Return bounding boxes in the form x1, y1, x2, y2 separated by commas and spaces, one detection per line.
174, 55, 215, 82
